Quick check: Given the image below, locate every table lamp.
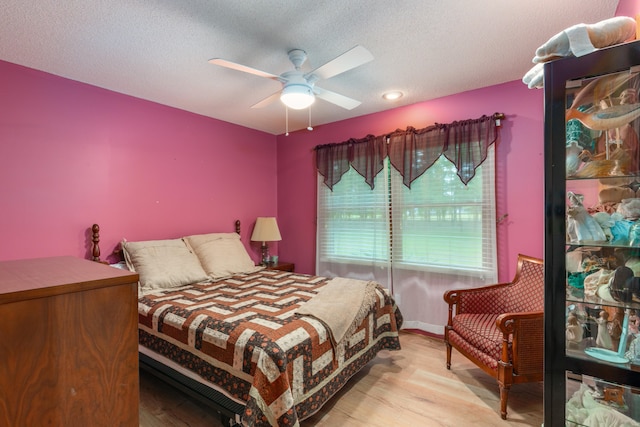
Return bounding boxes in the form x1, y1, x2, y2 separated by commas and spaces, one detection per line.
250, 217, 282, 265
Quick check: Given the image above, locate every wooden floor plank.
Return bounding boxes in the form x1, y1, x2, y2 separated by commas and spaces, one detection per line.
139, 331, 543, 426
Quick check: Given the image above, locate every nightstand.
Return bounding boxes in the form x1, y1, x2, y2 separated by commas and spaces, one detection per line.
267, 262, 294, 272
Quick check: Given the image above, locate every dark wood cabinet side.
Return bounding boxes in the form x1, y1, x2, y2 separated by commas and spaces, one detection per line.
0, 257, 139, 426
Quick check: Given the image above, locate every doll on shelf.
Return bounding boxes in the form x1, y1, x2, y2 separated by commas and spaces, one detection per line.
595, 88, 640, 173
596, 310, 614, 350
566, 313, 584, 349
629, 310, 640, 335
608, 307, 625, 350
625, 310, 640, 362
566, 192, 608, 243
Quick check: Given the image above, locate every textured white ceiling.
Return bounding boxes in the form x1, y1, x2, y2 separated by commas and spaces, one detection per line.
0, 0, 621, 135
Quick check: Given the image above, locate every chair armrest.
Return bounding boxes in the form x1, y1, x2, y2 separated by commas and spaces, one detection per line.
496, 311, 544, 368
496, 311, 543, 334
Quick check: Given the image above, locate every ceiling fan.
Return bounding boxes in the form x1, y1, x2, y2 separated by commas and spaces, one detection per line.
208, 45, 374, 111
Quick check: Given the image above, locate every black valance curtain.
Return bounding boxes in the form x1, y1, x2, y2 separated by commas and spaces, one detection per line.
316, 114, 502, 190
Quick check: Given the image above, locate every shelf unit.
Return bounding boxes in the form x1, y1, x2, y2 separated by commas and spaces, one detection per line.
544, 40, 640, 426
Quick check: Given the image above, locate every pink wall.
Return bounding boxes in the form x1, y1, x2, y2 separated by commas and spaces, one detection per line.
617, 0, 640, 18
0, 61, 277, 263
1, 58, 545, 283
277, 81, 545, 282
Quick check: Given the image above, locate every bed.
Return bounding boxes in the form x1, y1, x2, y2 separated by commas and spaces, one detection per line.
90, 222, 403, 426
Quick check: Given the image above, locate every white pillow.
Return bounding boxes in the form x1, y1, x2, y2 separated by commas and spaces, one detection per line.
184, 233, 260, 279
121, 238, 209, 290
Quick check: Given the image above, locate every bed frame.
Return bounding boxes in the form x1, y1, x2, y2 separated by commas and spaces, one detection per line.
139, 352, 243, 426
90, 221, 244, 427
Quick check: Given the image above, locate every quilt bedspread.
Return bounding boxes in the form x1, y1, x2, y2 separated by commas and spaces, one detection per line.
138, 269, 403, 426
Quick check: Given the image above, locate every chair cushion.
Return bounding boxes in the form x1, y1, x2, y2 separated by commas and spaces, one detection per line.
448, 331, 500, 371
451, 313, 510, 362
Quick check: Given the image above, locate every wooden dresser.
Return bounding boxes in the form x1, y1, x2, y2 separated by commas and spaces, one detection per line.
0, 256, 139, 426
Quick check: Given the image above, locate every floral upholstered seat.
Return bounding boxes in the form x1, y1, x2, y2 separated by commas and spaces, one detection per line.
444, 254, 544, 420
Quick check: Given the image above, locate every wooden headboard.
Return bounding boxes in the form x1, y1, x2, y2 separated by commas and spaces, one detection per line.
90, 220, 242, 263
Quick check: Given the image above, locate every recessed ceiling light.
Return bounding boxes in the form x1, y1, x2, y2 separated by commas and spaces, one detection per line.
382, 91, 403, 101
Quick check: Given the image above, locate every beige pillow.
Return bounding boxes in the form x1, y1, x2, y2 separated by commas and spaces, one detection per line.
184, 233, 260, 279
121, 238, 209, 290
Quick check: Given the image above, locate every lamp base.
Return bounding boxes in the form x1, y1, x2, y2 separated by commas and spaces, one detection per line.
261, 243, 271, 266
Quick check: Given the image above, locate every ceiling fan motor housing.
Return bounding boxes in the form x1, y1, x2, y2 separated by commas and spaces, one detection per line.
280, 70, 315, 109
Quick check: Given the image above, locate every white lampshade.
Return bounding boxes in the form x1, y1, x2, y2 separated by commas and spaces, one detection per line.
280, 84, 315, 110
251, 217, 282, 243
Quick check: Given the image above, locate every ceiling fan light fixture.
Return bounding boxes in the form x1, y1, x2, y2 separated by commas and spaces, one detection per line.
280, 84, 315, 110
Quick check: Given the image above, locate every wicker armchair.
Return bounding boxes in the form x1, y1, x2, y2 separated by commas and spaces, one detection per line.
443, 254, 544, 420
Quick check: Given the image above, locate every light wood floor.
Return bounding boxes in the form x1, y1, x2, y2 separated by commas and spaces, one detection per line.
139, 331, 543, 426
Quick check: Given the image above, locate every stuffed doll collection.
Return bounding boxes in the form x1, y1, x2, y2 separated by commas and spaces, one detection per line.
533, 17, 640, 423
566, 182, 640, 302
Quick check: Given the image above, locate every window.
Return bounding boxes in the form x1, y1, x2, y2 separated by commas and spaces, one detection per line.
317, 145, 497, 333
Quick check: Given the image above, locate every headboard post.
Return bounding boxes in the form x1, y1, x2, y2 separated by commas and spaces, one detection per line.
235, 220, 241, 235
91, 224, 101, 262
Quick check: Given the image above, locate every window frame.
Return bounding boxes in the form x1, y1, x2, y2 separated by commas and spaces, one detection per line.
316, 145, 496, 280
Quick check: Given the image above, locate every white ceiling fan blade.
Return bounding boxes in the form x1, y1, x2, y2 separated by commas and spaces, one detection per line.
314, 87, 361, 110
308, 45, 373, 80
251, 91, 281, 109
208, 58, 280, 80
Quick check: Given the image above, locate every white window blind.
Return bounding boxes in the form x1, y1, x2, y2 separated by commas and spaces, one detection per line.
316, 164, 391, 286
390, 146, 497, 277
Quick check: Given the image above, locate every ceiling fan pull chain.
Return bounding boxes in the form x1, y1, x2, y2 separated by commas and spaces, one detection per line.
307, 106, 313, 131
285, 106, 289, 136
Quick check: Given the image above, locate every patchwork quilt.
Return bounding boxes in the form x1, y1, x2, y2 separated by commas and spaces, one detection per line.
138, 269, 403, 426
